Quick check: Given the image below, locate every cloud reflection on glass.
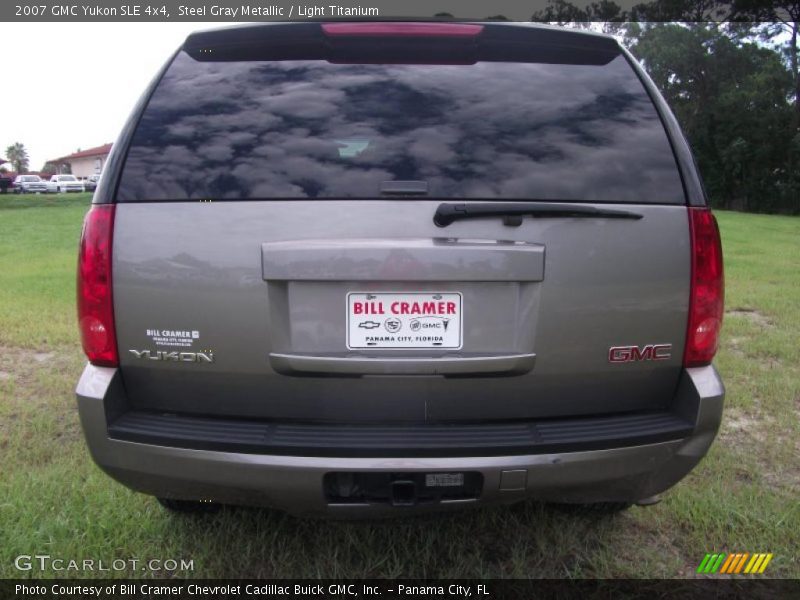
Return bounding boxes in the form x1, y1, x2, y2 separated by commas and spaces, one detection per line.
117, 52, 684, 203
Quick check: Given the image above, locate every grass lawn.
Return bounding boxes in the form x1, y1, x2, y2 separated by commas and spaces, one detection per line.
0, 193, 798, 578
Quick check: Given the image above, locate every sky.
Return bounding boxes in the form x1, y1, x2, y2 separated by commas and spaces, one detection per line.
0, 23, 229, 170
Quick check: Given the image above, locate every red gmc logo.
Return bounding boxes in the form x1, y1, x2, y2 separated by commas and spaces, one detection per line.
609, 344, 672, 363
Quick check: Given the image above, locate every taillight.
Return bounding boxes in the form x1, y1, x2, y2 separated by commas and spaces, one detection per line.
684, 207, 724, 367
321, 22, 484, 38
77, 204, 118, 367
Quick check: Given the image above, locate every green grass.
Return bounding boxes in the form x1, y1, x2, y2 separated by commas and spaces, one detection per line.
0, 196, 798, 578
0, 193, 90, 349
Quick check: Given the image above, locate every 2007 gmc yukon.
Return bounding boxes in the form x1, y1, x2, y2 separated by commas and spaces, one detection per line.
75, 21, 724, 515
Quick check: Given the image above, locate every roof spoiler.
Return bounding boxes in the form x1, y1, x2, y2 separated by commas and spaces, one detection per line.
183, 22, 620, 66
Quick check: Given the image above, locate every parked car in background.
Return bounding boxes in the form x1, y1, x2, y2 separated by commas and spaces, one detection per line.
47, 174, 84, 193
84, 174, 101, 192
14, 175, 48, 194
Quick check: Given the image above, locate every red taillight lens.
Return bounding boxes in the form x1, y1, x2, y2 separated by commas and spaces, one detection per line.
684, 207, 724, 367
77, 204, 118, 367
321, 22, 484, 38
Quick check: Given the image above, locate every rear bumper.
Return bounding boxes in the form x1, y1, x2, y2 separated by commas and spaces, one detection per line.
76, 365, 723, 516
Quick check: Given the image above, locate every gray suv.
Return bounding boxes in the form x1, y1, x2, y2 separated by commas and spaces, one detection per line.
76, 22, 725, 516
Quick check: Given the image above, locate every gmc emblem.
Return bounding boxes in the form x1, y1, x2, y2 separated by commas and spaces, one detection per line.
609, 344, 672, 363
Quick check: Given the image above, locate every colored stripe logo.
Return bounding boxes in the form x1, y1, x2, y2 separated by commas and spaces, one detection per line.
697, 553, 773, 574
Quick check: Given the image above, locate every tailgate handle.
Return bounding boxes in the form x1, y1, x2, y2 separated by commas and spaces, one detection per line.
433, 202, 643, 227
262, 238, 544, 282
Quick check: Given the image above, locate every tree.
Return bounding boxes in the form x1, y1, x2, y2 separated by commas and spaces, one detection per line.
531, 0, 591, 24
629, 0, 731, 21
628, 23, 797, 212
730, 1, 800, 125
530, 0, 628, 34
5, 142, 29, 174
41, 161, 59, 175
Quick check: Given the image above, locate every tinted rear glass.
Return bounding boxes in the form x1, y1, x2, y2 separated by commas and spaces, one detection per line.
117, 47, 685, 203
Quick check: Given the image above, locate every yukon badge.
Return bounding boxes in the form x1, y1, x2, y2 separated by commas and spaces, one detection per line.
129, 349, 214, 363
609, 344, 672, 363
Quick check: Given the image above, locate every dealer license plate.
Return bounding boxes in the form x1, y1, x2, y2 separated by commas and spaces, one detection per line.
346, 292, 463, 350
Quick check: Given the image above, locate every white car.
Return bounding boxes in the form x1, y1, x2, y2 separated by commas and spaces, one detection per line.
13, 175, 48, 194
47, 174, 85, 193
85, 173, 102, 192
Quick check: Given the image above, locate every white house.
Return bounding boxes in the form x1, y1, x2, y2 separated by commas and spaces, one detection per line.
50, 143, 112, 178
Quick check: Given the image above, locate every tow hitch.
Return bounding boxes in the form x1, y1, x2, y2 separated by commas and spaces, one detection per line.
390, 480, 417, 506
324, 472, 482, 506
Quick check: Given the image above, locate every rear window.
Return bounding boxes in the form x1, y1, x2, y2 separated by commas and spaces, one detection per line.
117, 46, 685, 203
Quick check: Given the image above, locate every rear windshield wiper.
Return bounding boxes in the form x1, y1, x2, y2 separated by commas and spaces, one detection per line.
433, 202, 643, 227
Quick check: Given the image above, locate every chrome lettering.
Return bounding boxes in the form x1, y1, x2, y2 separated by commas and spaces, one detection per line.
609, 344, 672, 363
128, 350, 214, 363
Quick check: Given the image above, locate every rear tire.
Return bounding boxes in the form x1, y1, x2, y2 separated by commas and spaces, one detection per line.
156, 497, 221, 513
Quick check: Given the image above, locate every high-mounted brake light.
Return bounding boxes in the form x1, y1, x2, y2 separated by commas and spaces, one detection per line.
684, 207, 724, 367
77, 204, 118, 367
321, 22, 484, 38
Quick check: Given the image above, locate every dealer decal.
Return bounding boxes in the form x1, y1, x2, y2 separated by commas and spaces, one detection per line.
146, 328, 200, 348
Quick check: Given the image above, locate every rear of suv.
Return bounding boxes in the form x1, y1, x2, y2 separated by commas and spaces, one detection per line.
76, 22, 724, 516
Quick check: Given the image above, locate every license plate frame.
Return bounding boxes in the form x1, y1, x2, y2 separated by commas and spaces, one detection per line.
346, 291, 463, 350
